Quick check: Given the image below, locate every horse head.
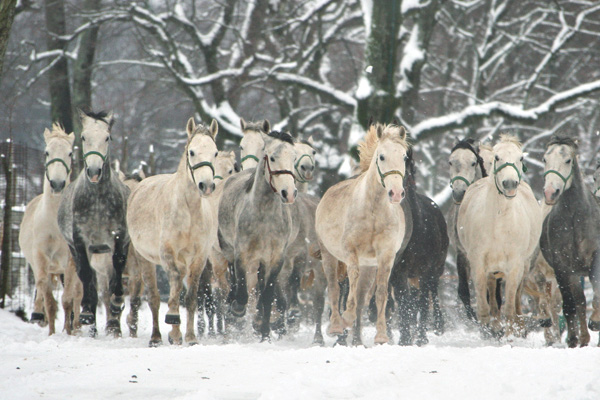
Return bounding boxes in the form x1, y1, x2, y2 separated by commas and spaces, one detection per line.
79, 109, 114, 184
492, 134, 526, 199
293, 136, 317, 183
240, 118, 270, 170
186, 118, 219, 196
543, 135, 578, 205
360, 123, 409, 204
448, 138, 483, 204
263, 130, 297, 204
214, 150, 238, 186
43, 123, 74, 194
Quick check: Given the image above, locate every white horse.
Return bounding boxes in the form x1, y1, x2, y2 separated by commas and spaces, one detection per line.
19, 124, 81, 335
316, 123, 409, 345
458, 134, 542, 337
127, 118, 218, 345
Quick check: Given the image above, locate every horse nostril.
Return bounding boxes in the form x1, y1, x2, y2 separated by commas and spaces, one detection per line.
310, 165, 315, 171
211, 183, 216, 192
301, 165, 306, 171
282, 189, 288, 200
293, 189, 298, 198
388, 190, 393, 198
51, 180, 65, 191
199, 182, 205, 192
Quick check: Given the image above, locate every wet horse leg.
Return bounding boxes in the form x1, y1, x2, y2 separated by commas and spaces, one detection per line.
504, 266, 525, 338
107, 237, 129, 330
126, 252, 143, 338
62, 255, 82, 334
341, 254, 360, 329
184, 258, 207, 344
393, 267, 411, 346
352, 267, 376, 346
457, 251, 476, 322
555, 271, 580, 348
71, 233, 98, 331
588, 258, 600, 340
230, 254, 249, 317
573, 279, 590, 347
258, 260, 284, 342
374, 255, 393, 345
312, 267, 326, 345
141, 262, 162, 346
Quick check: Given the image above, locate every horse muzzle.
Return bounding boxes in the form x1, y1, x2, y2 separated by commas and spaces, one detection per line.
452, 189, 466, 204
86, 167, 102, 184
280, 188, 297, 204
501, 180, 518, 198
388, 188, 405, 204
544, 187, 560, 205
49, 179, 66, 193
198, 181, 216, 197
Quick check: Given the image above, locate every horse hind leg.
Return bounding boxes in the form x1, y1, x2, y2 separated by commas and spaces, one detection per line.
184, 259, 206, 345
126, 264, 143, 338
457, 251, 476, 322
321, 249, 343, 337
141, 261, 162, 346
311, 267, 327, 346
573, 281, 590, 347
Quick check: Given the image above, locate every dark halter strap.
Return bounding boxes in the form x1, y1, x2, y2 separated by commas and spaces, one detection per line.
375, 158, 404, 189
264, 155, 295, 193
83, 150, 107, 164
241, 154, 259, 167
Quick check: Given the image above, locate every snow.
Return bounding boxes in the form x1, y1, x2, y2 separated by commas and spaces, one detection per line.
397, 24, 425, 96
1, 305, 599, 400
360, 0, 373, 36
355, 76, 373, 100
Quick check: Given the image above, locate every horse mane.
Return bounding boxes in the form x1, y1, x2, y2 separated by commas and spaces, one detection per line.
479, 143, 493, 152
47, 123, 71, 140
451, 138, 477, 154
80, 108, 115, 129
358, 123, 408, 173
547, 134, 579, 150
267, 130, 294, 145
498, 133, 522, 149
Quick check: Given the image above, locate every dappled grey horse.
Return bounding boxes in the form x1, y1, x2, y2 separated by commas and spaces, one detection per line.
540, 135, 600, 347
58, 110, 130, 335
218, 130, 298, 341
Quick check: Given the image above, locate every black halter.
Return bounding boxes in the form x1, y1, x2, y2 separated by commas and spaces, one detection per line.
264, 155, 295, 193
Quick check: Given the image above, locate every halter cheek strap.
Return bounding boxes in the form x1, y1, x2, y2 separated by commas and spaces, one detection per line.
294, 153, 314, 184
543, 167, 573, 193
241, 154, 259, 167
45, 158, 71, 181
376, 159, 404, 189
493, 159, 525, 195
264, 155, 295, 194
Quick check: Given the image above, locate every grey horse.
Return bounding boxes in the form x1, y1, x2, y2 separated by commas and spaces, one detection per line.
58, 109, 130, 335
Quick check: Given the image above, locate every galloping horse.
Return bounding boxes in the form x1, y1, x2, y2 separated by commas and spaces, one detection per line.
127, 118, 219, 346
316, 123, 409, 345
390, 147, 448, 346
58, 110, 130, 336
447, 139, 496, 321
19, 124, 81, 335
540, 135, 600, 347
239, 118, 270, 170
218, 130, 298, 341
458, 134, 541, 337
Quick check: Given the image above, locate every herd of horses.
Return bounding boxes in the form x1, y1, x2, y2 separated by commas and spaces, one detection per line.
18, 109, 600, 348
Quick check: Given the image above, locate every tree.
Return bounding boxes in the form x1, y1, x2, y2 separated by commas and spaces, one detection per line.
0, 0, 18, 84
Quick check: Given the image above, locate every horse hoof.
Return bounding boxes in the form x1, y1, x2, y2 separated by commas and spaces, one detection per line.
313, 334, 325, 347
260, 334, 271, 343
334, 334, 348, 347
416, 336, 429, 347
398, 333, 412, 346
566, 336, 578, 348
540, 318, 553, 328
168, 334, 183, 345
588, 320, 600, 331
149, 339, 162, 348
31, 312, 44, 322
89, 326, 98, 338
165, 314, 181, 325
79, 312, 95, 325
230, 301, 246, 318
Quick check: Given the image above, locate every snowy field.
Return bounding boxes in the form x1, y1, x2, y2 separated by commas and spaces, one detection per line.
1, 300, 599, 400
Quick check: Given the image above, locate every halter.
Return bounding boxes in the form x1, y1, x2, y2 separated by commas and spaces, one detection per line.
375, 158, 404, 189
448, 144, 488, 188
83, 150, 107, 164
543, 167, 573, 193
264, 155, 295, 193
493, 159, 525, 195
188, 160, 215, 185
45, 157, 71, 182
214, 175, 224, 181
294, 153, 314, 183
241, 154, 259, 167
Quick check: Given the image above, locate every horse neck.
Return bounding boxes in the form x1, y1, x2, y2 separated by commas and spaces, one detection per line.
175, 149, 200, 196
41, 175, 67, 207
296, 181, 309, 193
359, 160, 389, 205
561, 159, 589, 205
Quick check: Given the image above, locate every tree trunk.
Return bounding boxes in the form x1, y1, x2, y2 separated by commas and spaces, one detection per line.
44, 0, 73, 133
71, 0, 101, 175
356, 0, 402, 128
0, 139, 13, 308
0, 0, 18, 85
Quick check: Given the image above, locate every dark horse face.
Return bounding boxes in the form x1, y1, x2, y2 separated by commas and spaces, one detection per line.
543, 143, 575, 205
80, 110, 114, 184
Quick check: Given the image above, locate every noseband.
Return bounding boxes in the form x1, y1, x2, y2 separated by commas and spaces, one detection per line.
45, 157, 71, 181
449, 144, 487, 189
375, 158, 404, 189
543, 167, 573, 193
264, 155, 295, 194
493, 159, 526, 195
294, 153, 314, 183
241, 154, 259, 168
83, 150, 107, 165
188, 160, 215, 185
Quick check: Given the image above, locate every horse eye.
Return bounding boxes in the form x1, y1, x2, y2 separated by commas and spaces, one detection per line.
68, 152, 72, 157
45, 151, 49, 157
240, 146, 243, 151
448, 161, 452, 166
520, 157, 523, 162
105, 136, 109, 142
215, 152, 218, 157
312, 150, 316, 155
81, 136, 86, 142
379, 154, 385, 161
229, 170, 232, 174
566, 159, 571, 164
495, 155, 499, 161
270, 156, 275, 162
471, 162, 476, 167
404, 155, 407, 161
542, 157, 546, 163
189, 150, 195, 157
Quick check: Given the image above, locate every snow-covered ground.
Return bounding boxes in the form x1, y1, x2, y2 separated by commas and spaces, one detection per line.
1, 300, 599, 400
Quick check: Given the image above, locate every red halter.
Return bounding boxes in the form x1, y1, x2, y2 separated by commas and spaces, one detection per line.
264, 155, 295, 193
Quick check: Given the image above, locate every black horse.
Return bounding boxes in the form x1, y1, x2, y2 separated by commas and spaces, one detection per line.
389, 148, 449, 345
540, 135, 600, 347
58, 109, 130, 335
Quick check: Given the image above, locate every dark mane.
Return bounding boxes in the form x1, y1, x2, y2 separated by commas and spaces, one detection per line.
547, 135, 578, 150
80, 108, 115, 129
451, 138, 477, 153
268, 130, 294, 145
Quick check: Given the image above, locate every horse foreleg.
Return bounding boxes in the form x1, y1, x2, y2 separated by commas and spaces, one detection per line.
374, 256, 393, 345
573, 279, 590, 347
504, 267, 525, 338
457, 251, 476, 322
258, 261, 284, 342
108, 237, 129, 329
341, 255, 360, 329
34, 253, 57, 335
230, 254, 249, 318
126, 249, 143, 338
312, 265, 326, 346
184, 259, 206, 345
555, 271, 579, 348
141, 261, 162, 346
588, 258, 600, 335
70, 235, 98, 330
473, 264, 493, 338
353, 267, 375, 346
322, 249, 343, 337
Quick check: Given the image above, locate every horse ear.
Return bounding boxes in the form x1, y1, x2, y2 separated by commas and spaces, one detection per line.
209, 119, 219, 140
228, 150, 236, 160
234, 161, 241, 172
105, 111, 115, 129
368, 116, 374, 127
262, 120, 271, 134
307, 136, 314, 146
392, 117, 400, 126
43, 128, 52, 142
397, 125, 406, 140
240, 118, 247, 131
376, 124, 383, 139
66, 131, 75, 146
186, 118, 196, 138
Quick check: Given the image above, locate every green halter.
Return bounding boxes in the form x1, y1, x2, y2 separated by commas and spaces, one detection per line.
543, 167, 573, 192
188, 161, 215, 185
376, 158, 404, 189
493, 159, 526, 195
449, 175, 473, 188
83, 150, 107, 163
214, 175, 224, 181
294, 153, 314, 184
241, 154, 259, 167
45, 158, 71, 176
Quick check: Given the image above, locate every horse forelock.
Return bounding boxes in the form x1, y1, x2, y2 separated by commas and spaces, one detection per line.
81, 109, 114, 130
358, 123, 408, 173
46, 123, 72, 143
498, 133, 522, 149
547, 135, 578, 151
267, 130, 294, 145
451, 138, 477, 154
243, 120, 269, 134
